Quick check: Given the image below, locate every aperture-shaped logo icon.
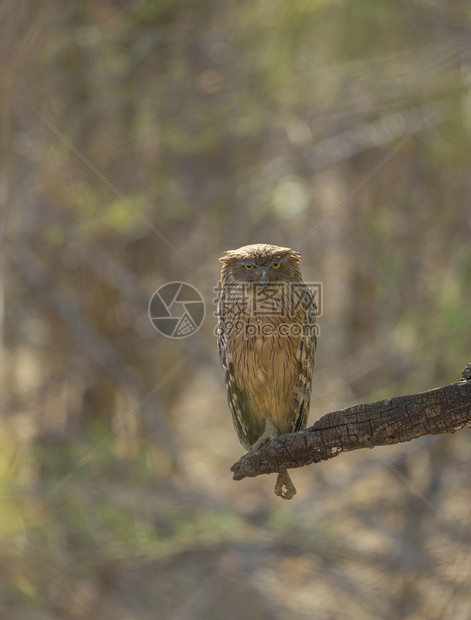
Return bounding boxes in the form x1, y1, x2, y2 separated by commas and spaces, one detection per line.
149, 282, 205, 338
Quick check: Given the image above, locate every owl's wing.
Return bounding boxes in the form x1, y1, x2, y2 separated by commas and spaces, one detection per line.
217, 287, 262, 449
290, 284, 317, 433
216, 289, 228, 369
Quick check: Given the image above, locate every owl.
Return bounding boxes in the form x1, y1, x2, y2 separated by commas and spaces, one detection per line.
217, 243, 317, 499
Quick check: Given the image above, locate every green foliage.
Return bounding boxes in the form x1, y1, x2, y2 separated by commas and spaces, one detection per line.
2, 0, 471, 616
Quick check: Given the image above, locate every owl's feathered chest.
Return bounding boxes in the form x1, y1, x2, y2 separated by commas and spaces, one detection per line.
218, 285, 310, 431
229, 313, 296, 369
226, 323, 299, 437
217, 281, 312, 359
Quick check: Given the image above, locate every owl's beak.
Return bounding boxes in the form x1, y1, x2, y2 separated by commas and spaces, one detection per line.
261, 270, 268, 288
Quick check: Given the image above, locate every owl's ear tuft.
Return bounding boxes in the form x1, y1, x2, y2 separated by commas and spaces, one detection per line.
219, 251, 237, 264
289, 251, 302, 263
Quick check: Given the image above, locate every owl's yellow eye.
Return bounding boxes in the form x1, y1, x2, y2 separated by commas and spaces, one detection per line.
271, 262, 281, 270
244, 264, 254, 271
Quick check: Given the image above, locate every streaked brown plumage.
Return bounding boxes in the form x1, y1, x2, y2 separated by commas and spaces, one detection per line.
217, 243, 317, 499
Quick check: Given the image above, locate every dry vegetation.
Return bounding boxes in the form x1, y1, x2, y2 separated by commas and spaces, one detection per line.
1, 1, 471, 618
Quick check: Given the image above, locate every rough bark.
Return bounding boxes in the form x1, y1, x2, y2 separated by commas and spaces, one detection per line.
231, 364, 471, 481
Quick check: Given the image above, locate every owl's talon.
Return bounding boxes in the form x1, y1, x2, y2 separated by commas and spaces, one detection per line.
249, 420, 278, 452
274, 470, 297, 500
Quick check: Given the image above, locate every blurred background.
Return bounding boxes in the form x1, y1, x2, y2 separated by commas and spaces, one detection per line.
1, 1, 471, 618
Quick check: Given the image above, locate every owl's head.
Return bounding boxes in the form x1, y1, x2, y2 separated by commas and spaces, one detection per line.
219, 243, 302, 286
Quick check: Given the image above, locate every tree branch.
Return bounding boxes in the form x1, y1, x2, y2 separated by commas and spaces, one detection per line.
231, 364, 471, 481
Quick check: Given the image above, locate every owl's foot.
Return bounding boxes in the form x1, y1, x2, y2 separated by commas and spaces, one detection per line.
249, 419, 278, 452
274, 469, 297, 500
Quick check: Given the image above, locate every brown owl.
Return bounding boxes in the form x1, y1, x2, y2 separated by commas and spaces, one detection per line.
217, 243, 317, 499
